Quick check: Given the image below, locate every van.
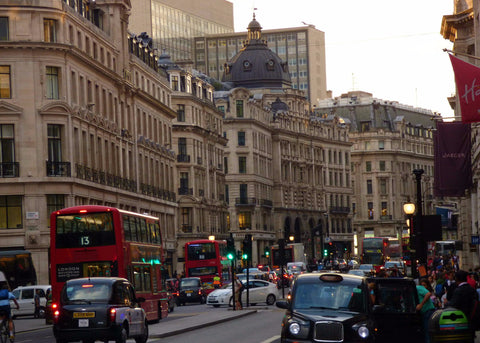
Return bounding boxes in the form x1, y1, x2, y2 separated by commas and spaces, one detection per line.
11, 285, 51, 318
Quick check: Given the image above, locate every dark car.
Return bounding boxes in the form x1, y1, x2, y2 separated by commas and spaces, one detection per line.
52, 277, 148, 343
276, 273, 422, 343
176, 277, 206, 306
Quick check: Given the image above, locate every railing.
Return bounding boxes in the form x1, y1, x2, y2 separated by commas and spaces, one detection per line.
0, 162, 19, 177
329, 206, 350, 214
177, 154, 190, 163
46, 161, 71, 177
235, 197, 257, 206
178, 187, 193, 195
260, 199, 273, 207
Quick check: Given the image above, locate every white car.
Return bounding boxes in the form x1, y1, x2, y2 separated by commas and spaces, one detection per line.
206, 279, 279, 307
11, 285, 51, 318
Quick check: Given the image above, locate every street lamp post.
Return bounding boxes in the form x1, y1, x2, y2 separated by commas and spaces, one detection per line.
403, 202, 416, 279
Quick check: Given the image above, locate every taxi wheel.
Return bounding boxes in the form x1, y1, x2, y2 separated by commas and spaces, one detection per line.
115, 325, 128, 343
135, 321, 148, 343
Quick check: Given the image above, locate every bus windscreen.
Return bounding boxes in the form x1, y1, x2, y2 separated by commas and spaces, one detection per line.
55, 212, 115, 248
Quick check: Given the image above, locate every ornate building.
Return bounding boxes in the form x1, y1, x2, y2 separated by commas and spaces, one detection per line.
158, 53, 229, 264
215, 16, 352, 266
315, 91, 437, 256
0, 0, 178, 282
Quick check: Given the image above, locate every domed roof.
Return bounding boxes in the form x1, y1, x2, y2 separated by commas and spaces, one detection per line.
222, 15, 291, 89
157, 50, 179, 70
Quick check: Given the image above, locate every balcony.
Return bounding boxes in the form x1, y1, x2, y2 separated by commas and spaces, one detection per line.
181, 225, 192, 233
260, 199, 273, 207
177, 154, 190, 163
329, 206, 350, 215
235, 197, 257, 206
0, 162, 19, 177
178, 187, 193, 195
46, 161, 71, 177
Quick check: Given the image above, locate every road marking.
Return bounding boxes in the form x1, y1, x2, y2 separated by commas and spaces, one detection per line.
260, 335, 281, 343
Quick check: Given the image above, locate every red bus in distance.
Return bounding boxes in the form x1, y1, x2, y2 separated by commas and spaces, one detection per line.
361, 237, 400, 272
184, 239, 231, 292
50, 205, 169, 321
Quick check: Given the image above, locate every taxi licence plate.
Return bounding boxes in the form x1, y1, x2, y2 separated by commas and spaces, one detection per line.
73, 312, 95, 319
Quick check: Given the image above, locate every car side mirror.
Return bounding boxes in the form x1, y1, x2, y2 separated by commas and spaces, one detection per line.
276, 300, 289, 310
136, 297, 146, 303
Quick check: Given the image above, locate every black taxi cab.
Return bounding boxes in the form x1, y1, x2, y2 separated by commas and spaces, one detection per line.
52, 277, 148, 343
276, 272, 422, 343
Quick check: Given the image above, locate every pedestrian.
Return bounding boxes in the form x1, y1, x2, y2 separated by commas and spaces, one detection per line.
233, 275, 243, 310
0, 282, 19, 340
213, 273, 221, 289
447, 270, 478, 329
416, 277, 436, 343
34, 289, 41, 318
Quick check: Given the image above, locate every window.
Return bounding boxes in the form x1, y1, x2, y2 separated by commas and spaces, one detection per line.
379, 179, 387, 195
381, 202, 388, 217
0, 195, 22, 229
181, 208, 191, 232
178, 137, 187, 156
236, 100, 244, 118
366, 161, 371, 172
180, 172, 189, 190
0, 17, 8, 41
0, 66, 11, 98
379, 161, 386, 171
238, 211, 251, 230
46, 66, 59, 99
171, 76, 179, 91
238, 131, 245, 146
0, 124, 15, 177
367, 180, 373, 194
48, 124, 62, 162
217, 105, 225, 114
239, 156, 247, 173
47, 195, 64, 220
43, 19, 57, 42
379, 140, 385, 150
239, 183, 247, 199
367, 202, 374, 220
177, 104, 185, 122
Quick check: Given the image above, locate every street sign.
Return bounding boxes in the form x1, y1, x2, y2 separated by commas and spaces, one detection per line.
471, 235, 480, 245
325, 237, 331, 243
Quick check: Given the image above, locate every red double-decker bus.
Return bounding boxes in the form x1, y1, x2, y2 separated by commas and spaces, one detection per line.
184, 239, 231, 292
50, 205, 169, 321
361, 237, 393, 272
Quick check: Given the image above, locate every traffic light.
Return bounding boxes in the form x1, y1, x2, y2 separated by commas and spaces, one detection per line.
243, 234, 252, 261
323, 248, 328, 257
226, 234, 235, 260
264, 246, 270, 258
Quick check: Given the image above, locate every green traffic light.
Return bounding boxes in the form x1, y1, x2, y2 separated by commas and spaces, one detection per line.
242, 253, 248, 260
227, 252, 234, 260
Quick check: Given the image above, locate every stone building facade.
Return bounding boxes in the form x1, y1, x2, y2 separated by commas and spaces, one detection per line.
315, 91, 437, 257
0, 0, 178, 282
441, 0, 479, 270
215, 17, 352, 266
158, 54, 229, 266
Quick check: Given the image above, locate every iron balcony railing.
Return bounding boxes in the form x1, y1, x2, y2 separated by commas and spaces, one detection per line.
0, 162, 19, 177
46, 161, 71, 177
235, 197, 257, 206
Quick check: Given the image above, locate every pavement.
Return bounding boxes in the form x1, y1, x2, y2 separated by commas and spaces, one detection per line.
14, 307, 258, 339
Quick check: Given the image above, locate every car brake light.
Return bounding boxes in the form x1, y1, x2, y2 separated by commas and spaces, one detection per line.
109, 307, 116, 323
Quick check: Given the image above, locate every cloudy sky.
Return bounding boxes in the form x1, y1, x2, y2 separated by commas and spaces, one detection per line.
228, 0, 455, 117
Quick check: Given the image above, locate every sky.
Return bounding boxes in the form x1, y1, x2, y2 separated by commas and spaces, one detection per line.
227, 0, 455, 118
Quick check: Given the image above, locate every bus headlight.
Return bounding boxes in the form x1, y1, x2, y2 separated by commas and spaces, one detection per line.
357, 325, 369, 339
289, 322, 301, 335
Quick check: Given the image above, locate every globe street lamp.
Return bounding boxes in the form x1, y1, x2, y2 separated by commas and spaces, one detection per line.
403, 202, 416, 279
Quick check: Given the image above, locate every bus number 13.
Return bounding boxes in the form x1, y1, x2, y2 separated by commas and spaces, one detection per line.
80, 236, 90, 246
